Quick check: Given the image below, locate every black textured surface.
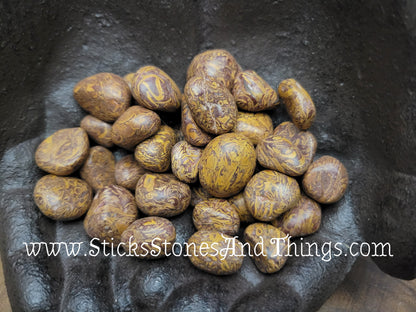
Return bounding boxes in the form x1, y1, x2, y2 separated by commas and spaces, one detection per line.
1, 0, 415, 311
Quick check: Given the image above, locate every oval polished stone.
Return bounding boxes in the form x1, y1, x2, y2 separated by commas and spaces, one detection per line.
120, 216, 176, 259
199, 133, 256, 198
131, 65, 181, 112
186, 49, 240, 90
257, 136, 306, 176
111, 105, 161, 150
273, 121, 317, 163
134, 125, 177, 172
33, 175, 93, 221
302, 156, 349, 204
193, 199, 240, 235
244, 170, 301, 222
272, 194, 321, 237
233, 70, 278, 112
115, 155, 147, 191
135, 173, 191, 217
184, 76, 237, 135
233, 111, 274, 145
187, 230, 244, 275
171, 141, 202, 183
80, 146, 116, 192
84, 185, 138, 244
244, 223, 290, 274
35, 127, 89, 176
181, 96, 213, 147
80, 115, 113, 148
278, 78, 316, 130
257, 121, 317, 176
73, 72, 131, 122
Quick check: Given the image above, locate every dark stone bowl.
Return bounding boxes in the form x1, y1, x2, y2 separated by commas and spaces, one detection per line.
1, 1, 415, 311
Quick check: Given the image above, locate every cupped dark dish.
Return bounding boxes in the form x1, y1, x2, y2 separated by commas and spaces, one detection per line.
1, 1, 415, 311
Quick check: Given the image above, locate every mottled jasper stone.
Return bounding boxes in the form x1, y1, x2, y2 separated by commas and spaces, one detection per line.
131, 66, 181, 112
134, 125, 177, 172
120, 216, 176, 259
80, 146, 116, 192
278, 78, 316, 130
190, 185, 212, 207
184, 76, 237, 135
273, 121, 317, 161
135, 173, 191, 217
73, 72, 131, 122
181, 96, 213, 147
111, 105, 161, 150
187, 230, 244, 275
273, 195, 321, 237
193, 199, 240, 235
123, 72, 136, 90
33, 175, 93, 221
228, 192, 256, 223
114, 155, 147, 191
35, 128, 89, 176
80, 115, 113, 148
84, 185, 138, 244
171, 141, 202, 183
186, 49, 240, 90
244, 223, 290, 274
244, 170, 301, 221
199, 133, 256, 198
233, 111, 274, 145
302, 156, 349, 204
257, 122, 317, 176
233, 70, 278, 112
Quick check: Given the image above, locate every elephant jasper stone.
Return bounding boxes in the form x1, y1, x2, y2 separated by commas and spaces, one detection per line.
80, 146, 116, 192
187, 230, 244, 275
184, 76, 237, 135
233, 111, 274, 145
134, 125, 176, 172
135, 173, 191, 217
73, 72, 131, 122
193, 199, 240, 235
244, 223, 290, 274
181, 96, 213, 147
80, 115, 113, 148
257, 121, 317, 176
244, 170, 301, 221
302, 156, 349, 204
257, 122, 316, 176
228, 192, 256, 223
114, 155, 147, 191
131, 65, 181, 112
278, 78, 316, 130
120, 216, 176, 259
273, 195, 321, 237
33, 175, 93, 221
199, 133, 256, 198
171, 141, 202, 183
273, 121, 317, 160
111, 105, 161, 150
35, 127, 89, 176
84, 185, 138, 244
233, 70, 278, 112
186, 49, 240, 90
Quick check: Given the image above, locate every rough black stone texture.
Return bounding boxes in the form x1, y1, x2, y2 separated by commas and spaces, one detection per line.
1, 0, 415, 311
